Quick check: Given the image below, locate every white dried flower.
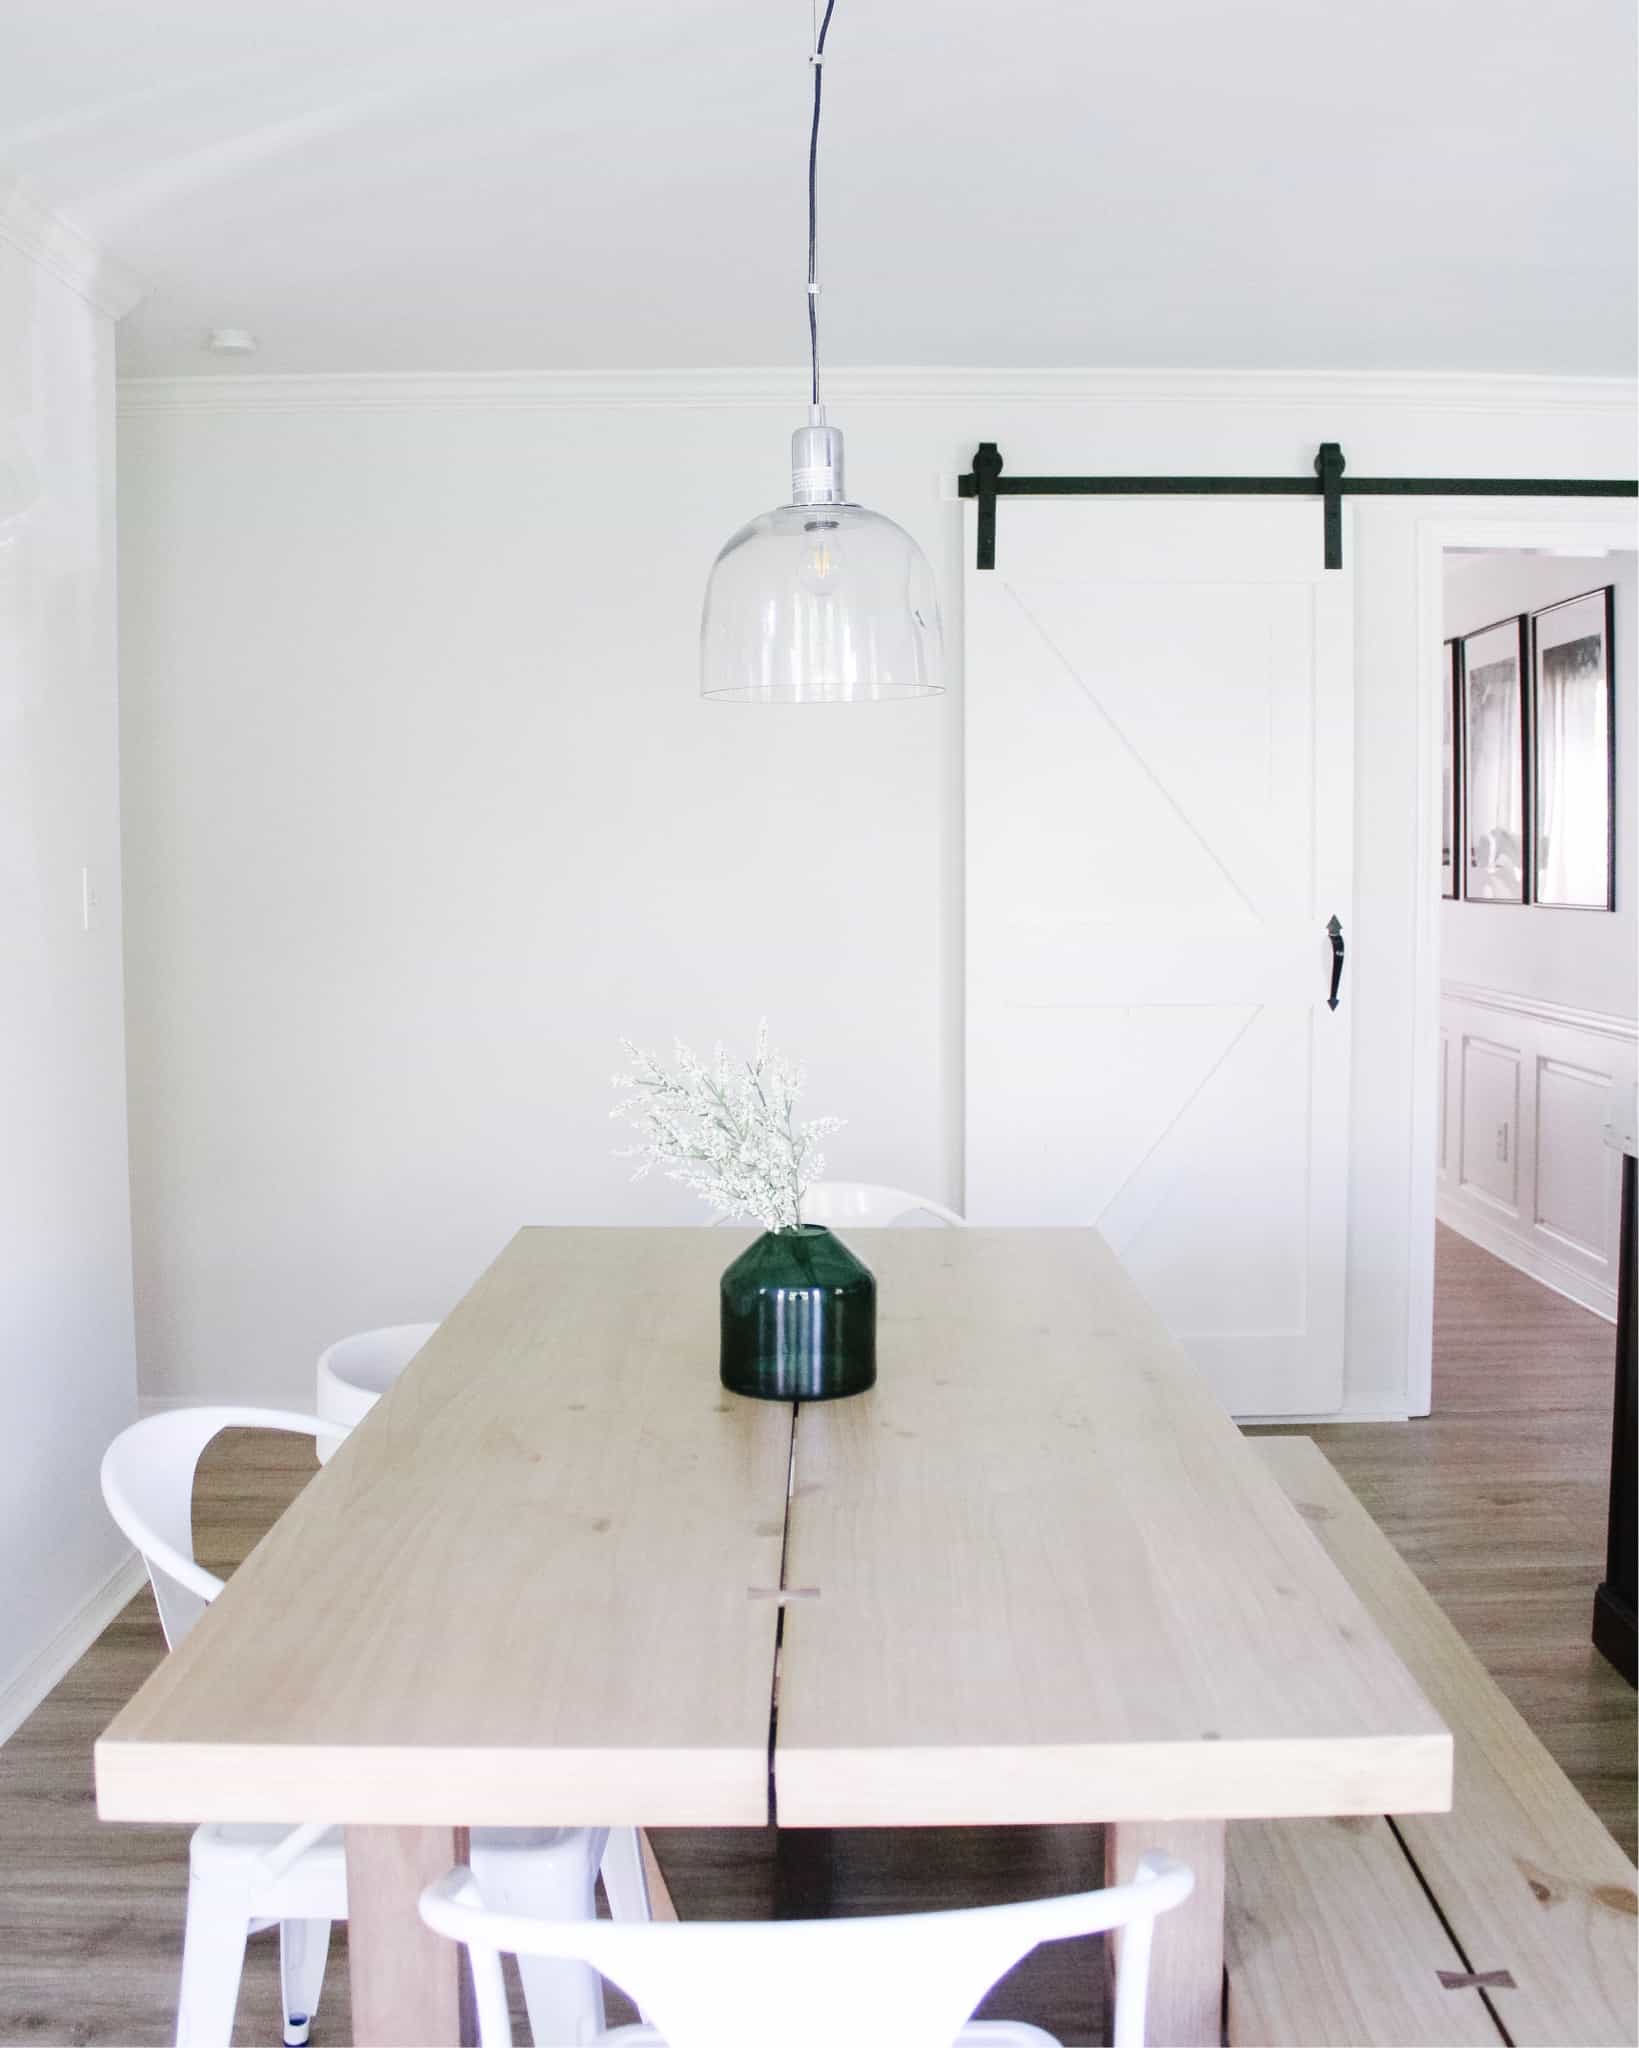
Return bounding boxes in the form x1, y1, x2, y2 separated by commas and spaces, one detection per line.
611, 1023, 842, 1233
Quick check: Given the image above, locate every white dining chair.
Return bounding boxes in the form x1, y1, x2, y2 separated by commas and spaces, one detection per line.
101, 1407, 651, 2048
419, 1853, 1193, 2048
314, 1320, 437, 1464
799, 1181, 966, 1228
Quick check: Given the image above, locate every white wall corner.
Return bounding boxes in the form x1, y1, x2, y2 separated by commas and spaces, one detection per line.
0, 1552, 147, 1748
0, 176, 145, 321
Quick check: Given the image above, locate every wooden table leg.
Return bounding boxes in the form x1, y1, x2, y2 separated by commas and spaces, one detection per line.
773, 1825, 836, 1919
345, 1825, 473, 2047
1106, 1819, 1226, 2048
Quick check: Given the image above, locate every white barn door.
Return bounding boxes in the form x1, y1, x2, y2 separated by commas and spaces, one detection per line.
964, 499, 1354, 1417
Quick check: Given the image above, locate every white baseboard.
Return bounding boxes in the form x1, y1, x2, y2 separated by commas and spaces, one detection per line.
0, 1552, 148, 1747
138, 1391, 201, 1415
138, 1390, 287, 1414
1437, 1192, 1619, 1322
140, 1389, 308, 1416
1238, 1398, 1415, 1426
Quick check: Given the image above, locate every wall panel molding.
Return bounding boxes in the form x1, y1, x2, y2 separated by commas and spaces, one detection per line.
1456, 1033, 1522, 1215
1443, 980, 1639, 1044
1437, 984, 1635, 1320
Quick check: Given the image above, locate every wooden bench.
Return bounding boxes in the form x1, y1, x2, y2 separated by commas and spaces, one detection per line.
1227, 1436, 1638, 2048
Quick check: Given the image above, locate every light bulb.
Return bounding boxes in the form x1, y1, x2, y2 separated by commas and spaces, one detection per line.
797, 517, 845, 597
700, 419, 943, 701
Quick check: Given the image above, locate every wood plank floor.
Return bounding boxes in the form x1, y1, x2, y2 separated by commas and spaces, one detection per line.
1262, 1226, 1636, 1862
0, 1225, 1630, 2046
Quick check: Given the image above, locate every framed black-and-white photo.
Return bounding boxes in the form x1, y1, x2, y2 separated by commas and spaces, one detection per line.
1460, 615, 1528, 903
1531, 586, 1615, 911
1441, 639, 1459, 898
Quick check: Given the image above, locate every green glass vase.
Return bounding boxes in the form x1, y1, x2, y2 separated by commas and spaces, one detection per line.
719, 1225, 876, 1402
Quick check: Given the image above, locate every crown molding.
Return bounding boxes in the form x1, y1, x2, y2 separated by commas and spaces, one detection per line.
0, 179, 144, 322
116, 365, 1639, 419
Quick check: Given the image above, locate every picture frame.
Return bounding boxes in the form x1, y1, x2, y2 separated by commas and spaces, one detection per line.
1459, 614, 1529, 904
1441, 638, 1460, 898
1530, 585, 1616, 911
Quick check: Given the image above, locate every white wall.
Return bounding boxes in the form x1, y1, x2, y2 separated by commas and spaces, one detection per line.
116, 370, 1637, 1414
0, 196, 140, 1729
1442, 547, 1638, 1017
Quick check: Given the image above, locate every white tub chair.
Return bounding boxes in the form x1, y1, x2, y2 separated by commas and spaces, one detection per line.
418, 1851, 1195, 2048
101, 1407, 650, 2048
314, 1321, 437, 1465
799, 1181, 966, 1228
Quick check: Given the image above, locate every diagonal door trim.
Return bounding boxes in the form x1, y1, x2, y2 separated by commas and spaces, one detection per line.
1094, 1005, 1264, 1245
1004, 581, 1267, 923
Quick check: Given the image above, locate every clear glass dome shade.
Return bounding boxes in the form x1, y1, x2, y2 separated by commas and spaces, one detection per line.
701, 500, 944, 703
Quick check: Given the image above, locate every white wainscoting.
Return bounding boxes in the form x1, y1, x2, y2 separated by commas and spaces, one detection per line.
1437, 983, 1637, 1319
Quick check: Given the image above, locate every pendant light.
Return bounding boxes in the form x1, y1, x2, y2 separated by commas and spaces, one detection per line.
700, 0, 943, 703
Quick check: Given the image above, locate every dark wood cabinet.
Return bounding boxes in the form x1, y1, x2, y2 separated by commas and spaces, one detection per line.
1594, 1152, 1636, 1684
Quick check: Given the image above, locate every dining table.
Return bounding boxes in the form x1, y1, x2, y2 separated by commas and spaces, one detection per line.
95, 1225, 1452, 2047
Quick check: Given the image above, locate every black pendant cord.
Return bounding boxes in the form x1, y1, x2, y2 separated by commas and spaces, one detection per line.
807, 0, 838, 410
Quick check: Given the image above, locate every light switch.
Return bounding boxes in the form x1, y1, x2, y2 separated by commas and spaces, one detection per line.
80, 865, 97, 932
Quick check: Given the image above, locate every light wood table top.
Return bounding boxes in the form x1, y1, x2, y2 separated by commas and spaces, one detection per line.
94, 1225, 1451, 2048
97, 1225, 1451, 1828
98, 1228, 794, 1828
776, 1228, 1452, 1825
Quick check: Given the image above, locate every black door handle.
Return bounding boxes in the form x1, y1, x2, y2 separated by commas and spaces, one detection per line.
1326, 916, 1345, 1011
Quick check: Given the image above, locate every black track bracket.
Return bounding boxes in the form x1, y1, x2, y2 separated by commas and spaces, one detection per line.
956, 444, 1636, 573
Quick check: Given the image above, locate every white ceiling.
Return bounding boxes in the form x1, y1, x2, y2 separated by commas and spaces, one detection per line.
3, 0, 1635, 378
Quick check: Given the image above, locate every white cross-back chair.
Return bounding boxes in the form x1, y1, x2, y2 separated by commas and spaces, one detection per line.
314, 1320, 437, 1464
101, 1407, 650, 2048
419, 1853, 1193, 2048
799, 1182, 966, 1228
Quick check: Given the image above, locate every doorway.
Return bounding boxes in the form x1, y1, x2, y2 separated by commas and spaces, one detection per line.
1422, 535, 1636, 1409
